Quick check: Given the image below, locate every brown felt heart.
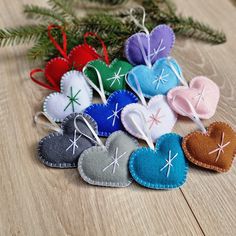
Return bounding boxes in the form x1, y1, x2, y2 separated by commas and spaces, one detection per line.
182, 122, 236, 172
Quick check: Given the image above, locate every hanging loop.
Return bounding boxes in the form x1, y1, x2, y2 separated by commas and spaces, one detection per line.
74, 114, 104, 146
34, 112, 63, 134
30, 69, 60, 92
82, 65, 107, 104
83, 32, 110, 65
129, 7, 149, 35
167, 57, 188, 87
127, 110, 155, 150
172, 95, 207, 133
126, 72, 147, 107
47, 24, 68, 59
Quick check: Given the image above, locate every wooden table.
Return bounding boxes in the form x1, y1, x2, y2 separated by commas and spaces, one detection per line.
0, 0, 235, 235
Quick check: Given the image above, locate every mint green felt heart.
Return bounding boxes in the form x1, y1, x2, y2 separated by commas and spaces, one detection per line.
83, 59, 133, 95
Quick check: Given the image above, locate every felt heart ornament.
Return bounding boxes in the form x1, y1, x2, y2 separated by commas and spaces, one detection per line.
127, 57, 182, 98
78, 131, 138, 187
167, 76, 220, 119
125, 24, 175, 66
84, 90, 138, 137
83, 59, 133, 95
125, 8, 175, 66
129, 133, 189, 189
37, 113, 98, 168
122, 95, 177, 142
182, 122, 236, 172
30, 26, 108, 91
43, 70, 92, 122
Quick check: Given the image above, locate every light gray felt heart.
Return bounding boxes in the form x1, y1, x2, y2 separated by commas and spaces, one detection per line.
38, 113, 98, 168
78, 131, 138, 187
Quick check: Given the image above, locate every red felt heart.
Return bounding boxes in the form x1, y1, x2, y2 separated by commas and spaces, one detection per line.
30, 26, 109, 91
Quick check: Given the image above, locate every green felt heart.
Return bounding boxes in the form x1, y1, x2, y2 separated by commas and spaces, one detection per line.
84, 59, 133, 95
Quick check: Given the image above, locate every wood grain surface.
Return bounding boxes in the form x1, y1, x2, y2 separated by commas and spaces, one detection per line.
0, 0, 235, 235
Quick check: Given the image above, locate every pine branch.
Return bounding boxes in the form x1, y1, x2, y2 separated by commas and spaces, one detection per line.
85, 0, 127, 5
144, 0, 226, 44
0, 24, 47, 47
23, 5, 66, 24
47, 0, 79, 24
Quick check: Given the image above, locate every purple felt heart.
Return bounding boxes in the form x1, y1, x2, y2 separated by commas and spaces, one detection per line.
125, 24, 175, 66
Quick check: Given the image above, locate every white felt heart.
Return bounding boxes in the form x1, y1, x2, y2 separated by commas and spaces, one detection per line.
121, 95, 177, 142
43, 70, 92, 122
167, 76, 220, 119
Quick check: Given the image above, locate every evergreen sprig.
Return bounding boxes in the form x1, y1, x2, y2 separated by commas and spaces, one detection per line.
0, 0, 227, 61
0, 24, 47, 47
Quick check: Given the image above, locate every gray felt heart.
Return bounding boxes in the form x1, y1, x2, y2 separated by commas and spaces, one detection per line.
38, 113, 98, 168
78, 131, 138, 187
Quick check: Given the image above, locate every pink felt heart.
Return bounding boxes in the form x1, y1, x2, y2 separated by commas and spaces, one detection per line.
121, 95, 177, 142
167, 76, 220, 119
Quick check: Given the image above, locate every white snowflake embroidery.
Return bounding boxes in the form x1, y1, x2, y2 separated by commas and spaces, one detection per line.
66, 130, 82, 155
208, 132, 230, 162
102, 147, 127, 174
160, 150, 178, 177
193, 86, 206, 109
106, 67, 127, 88
107, 103, 123, 126
149, 39, 166, 60
152, 68, 169, 90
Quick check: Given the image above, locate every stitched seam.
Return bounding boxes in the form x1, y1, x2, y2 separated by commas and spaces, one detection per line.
182, 122, 236, 172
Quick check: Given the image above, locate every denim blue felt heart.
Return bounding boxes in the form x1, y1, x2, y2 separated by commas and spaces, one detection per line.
129, 133, 189, 189
127, 58, 182, 98
84, 90, 138, 137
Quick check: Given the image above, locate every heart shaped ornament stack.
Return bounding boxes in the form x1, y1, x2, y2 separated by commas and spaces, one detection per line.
30, 27, 104, 91
43, 70, 92, 122
122, 95, 177, 142
167, 76, 220, 119
38, 113, 98, 168
125, 24, 175, 66
129, 133, 189, 189
182, 122, 236, 172
84, 59, 133, 95
78, 131, 138, 187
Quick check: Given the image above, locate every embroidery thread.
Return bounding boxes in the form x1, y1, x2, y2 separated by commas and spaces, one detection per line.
107, 103, 123, 127
66, 130, 82, 155
64, 87, 81, 112
102, 147, 127, 174
160, 150, 178, 177
208, 132, 231, 162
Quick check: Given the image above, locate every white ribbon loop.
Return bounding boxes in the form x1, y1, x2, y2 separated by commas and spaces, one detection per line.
167, 57, 188, 87
82, 65, 107, 104
126, 72, 147, 107
130, 7, 152, 68
127, 110, 155, 150
172, 95, 207, 133
129, 7, 149, 35
74, 114, 104, 147
34, 112, 63, 134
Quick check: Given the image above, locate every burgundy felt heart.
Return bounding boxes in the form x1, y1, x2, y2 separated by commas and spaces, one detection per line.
167, 76, 220, 119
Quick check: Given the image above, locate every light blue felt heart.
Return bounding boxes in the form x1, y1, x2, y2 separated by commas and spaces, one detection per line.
84, 90, 138, 137
127, 57, 182, 98
129, 133, 189, 189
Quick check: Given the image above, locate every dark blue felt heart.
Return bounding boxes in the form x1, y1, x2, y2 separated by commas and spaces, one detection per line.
84, 90, 138, 137
129, 133, 189, 189
127, 57, 182, 98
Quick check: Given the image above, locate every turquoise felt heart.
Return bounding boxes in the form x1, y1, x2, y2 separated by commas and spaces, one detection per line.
129, 133, 189, 189
127, 57, 182, 98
